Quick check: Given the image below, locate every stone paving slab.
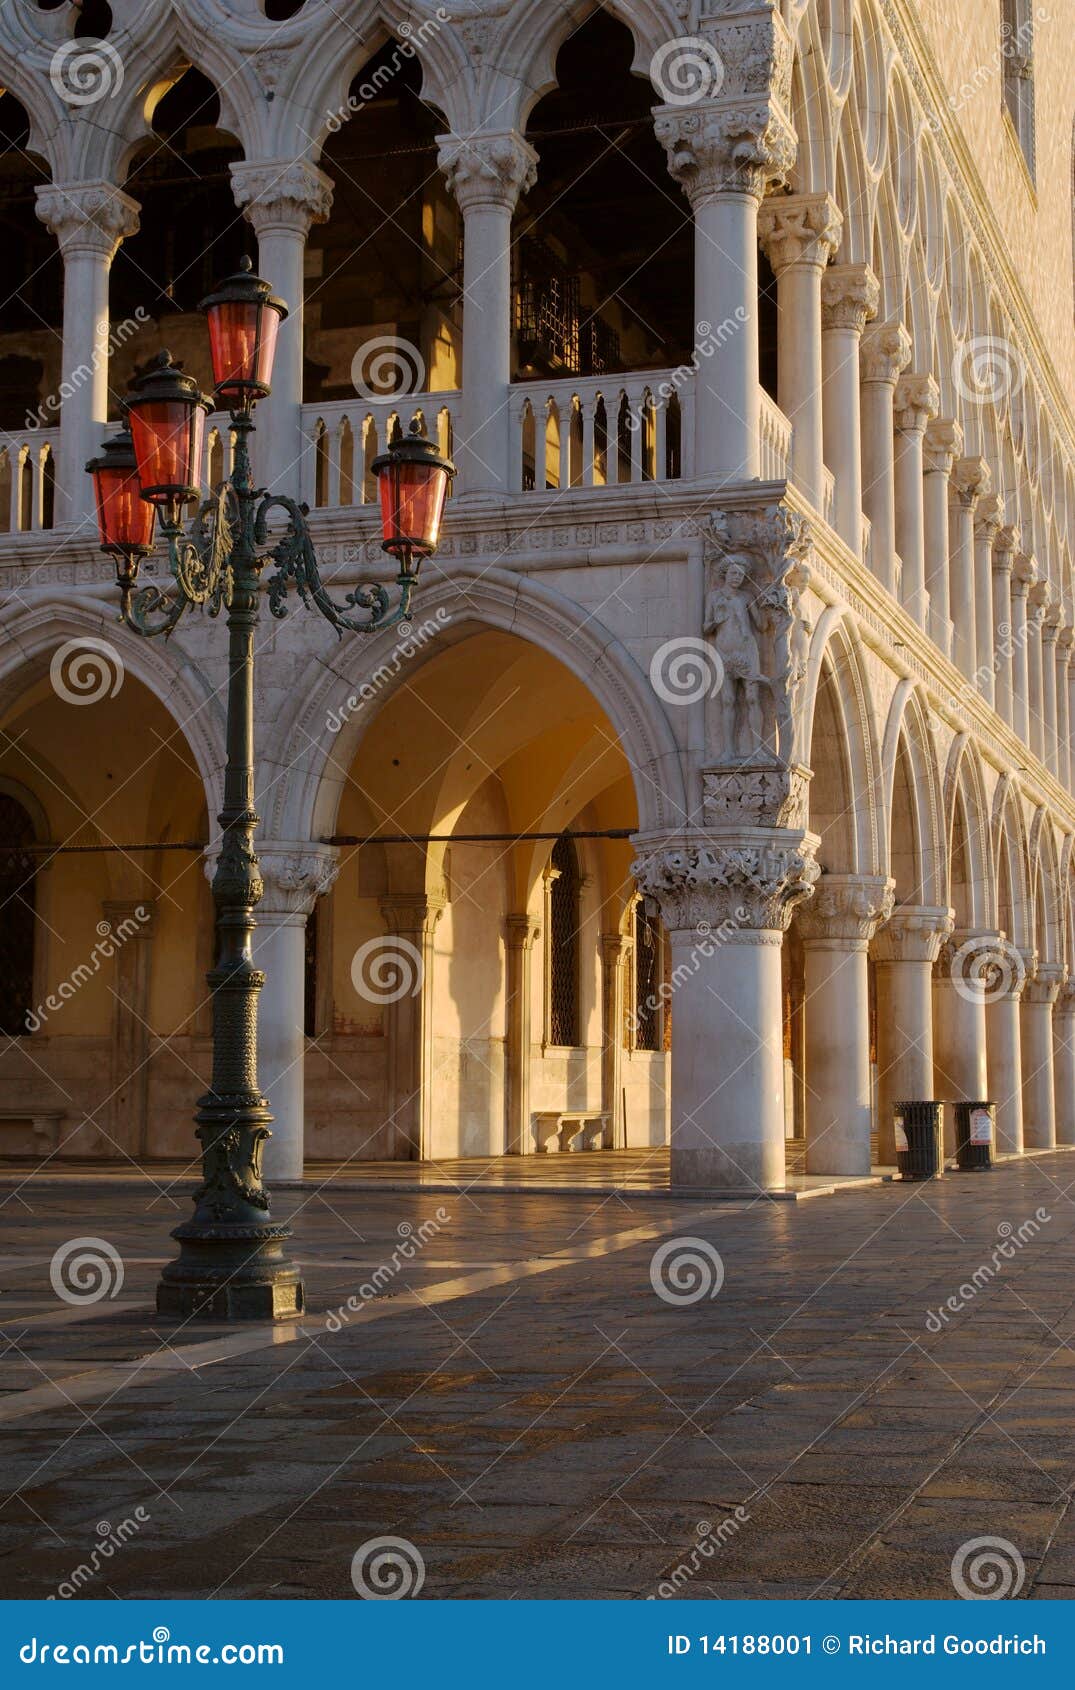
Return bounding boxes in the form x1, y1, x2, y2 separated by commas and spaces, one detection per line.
0, 1153, 1073, 1599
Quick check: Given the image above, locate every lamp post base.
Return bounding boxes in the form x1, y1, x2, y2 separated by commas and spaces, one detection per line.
155, 1221, 305, 1321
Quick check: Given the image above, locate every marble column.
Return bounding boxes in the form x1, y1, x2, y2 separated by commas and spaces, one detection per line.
872, 905, 953, 1164
103, 899, 157, 1158
34, 181, 140, 528
758, 193, 842, 512
892, 373, 939, 627
1022, 962, 1063, 1150
379, 893, 445, 1160
504, 913, 540, 1154
922, 418, 962, 659
1010, 552, 1036, 748
633, 800, 818, 1192
1057, 626, 1074, 792
991, 520, 1018, 727
987, 964, 1027, 1156
230, 161, 333, 494
1053, 980, 1075, 1146
820, 262, 879, 556
601, 930, 632, 1148
972, 493, 1004, 710
654, 20, 796, 483
933, 931, 998, 1153
859, 320, 911, 596
1042, 608, 1062, 777
796, 874, 894, 1176
1026, 576, 1050, 764
437, 131, 537, 494
948, 457, 989, 681
255, 845, 339, 1181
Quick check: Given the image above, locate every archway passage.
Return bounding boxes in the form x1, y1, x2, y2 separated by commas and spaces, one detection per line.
305, 627, 669, 1164
0, 654, 209, 1162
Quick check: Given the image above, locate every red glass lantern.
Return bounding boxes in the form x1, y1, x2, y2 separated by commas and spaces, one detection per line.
200, 255, 287, 409
371, 419, 455, 566
126, 352, 209, 529
85, 420, 155, 558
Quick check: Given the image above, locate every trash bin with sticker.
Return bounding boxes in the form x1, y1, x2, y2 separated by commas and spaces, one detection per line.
892, 1101, 944, 1180
954, 1100, 995, 1171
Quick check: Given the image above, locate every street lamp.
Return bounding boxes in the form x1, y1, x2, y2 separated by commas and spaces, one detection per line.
87, 256, 454, 1321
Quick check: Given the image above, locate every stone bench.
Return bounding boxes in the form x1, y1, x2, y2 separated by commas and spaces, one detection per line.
532, 1111, 611, 1153
0, 1107, 65, 1154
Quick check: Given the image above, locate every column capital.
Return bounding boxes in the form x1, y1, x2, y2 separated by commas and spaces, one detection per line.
975, 491, 1005, 544
653, 101, 795, 205
436, 130, 538, 212
230, 159, 334, 235
860, 318, 911, 384
922, 416, 963, 475
937, 930, 1028, 1000
35, 180, 140, 258
1012, 550, 1038, 597
872, 903, 954, 964
757, 191, 841, 272
1058, 624, 1075, 662
796, 873, 894, 949
1043, 604, 1064, 646
504, 912, 541, 952
1025, 961, 1064, 1005
994, 522, 1020, 565
379, 892, 447, 935
950, 454, 991, 509
1028, 573, 1052, 621
820, 261, 879, 333
631, 831, 819, 937
1055, 977, 1075, 1015
600, 930, 632, 968
893, 372, 939, 435
257, 843, 340, 920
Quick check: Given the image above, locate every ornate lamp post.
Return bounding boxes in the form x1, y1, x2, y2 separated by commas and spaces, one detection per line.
87, 257, 454, 1320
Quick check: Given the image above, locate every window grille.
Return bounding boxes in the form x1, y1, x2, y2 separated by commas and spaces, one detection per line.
0, 795, 36, 1036
633, 900, 663, 1051
548, 833, 580, 1045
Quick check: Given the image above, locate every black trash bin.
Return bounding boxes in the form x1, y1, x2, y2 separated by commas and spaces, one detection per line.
893, 1101, 944, 1180
954, 1100, 995, 1171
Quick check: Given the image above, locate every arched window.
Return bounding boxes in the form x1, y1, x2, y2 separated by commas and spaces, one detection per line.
0, 794, 37, 1035
546, 833, 580, 1046
1002, 0, 1036, 180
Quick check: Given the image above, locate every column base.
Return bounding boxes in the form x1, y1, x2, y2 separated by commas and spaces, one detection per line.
156, 1221, 305, 1322
671, 1143, 786, 1193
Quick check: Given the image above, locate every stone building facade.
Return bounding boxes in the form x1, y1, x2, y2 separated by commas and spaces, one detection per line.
1, 0, 1074, 1191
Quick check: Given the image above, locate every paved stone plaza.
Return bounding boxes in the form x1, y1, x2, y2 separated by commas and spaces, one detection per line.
0, 1153, 1073, 1602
